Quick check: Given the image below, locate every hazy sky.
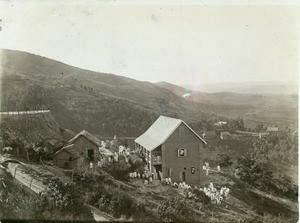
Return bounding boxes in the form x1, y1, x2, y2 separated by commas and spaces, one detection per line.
0, 1, 299, 86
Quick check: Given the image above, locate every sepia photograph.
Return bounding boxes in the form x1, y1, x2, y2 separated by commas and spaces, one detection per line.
0, 0, 298, 222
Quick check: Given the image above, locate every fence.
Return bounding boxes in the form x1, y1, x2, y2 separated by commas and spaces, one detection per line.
10, 165, 45, 194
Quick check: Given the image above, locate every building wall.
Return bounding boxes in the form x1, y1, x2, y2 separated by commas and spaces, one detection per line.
54, 151, 76, 169
72, 136, 99, 161
161, 123, 206, 184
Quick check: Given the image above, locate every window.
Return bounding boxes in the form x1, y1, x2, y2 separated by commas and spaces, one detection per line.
178, 148, 187, 157
168, 168, 172, 177
179, 126, 185, 137
191, 167, 195, 174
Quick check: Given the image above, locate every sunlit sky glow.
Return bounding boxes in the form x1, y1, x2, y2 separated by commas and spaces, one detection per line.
0, 1, 299, 86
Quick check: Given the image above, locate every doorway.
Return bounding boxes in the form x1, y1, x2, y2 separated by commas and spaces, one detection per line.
181, 171, 186, 182
88, 149, 94, 161
154, 165, 162, 180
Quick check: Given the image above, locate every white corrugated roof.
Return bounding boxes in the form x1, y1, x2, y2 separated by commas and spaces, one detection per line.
135, 116, 206, 151
266, 127, 279, 132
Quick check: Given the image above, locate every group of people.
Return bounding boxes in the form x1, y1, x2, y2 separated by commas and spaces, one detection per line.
128, 170, 159, 184
202, 162, 222, 176
201, 182, 230, 204
165, 180, 230, 205
118, 145, 134, 156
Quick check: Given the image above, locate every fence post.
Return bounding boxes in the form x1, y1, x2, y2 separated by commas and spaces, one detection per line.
14, 168, 17, 178
29, 177, 33, 189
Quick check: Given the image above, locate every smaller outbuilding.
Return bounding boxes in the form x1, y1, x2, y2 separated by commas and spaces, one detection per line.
68, 130, 101, 162
266, 127, 279, 133
53, 144, 83, 169
220, 131, 231, 139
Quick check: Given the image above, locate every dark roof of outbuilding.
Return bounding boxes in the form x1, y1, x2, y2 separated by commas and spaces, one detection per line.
68, 130, 101, 147
54, 144, 80, 159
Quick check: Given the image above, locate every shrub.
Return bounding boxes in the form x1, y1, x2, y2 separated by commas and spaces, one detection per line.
217, 153, 233, 168
104, 159, 131, 181
158, 196, 196, 222
192, 189, 211, 205
40, 177, 94, 220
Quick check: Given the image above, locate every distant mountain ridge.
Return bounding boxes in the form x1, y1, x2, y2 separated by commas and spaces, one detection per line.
183, 81, 298, 95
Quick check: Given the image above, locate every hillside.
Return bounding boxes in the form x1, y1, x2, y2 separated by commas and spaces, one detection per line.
0, 111, 63, 143
1, 49, 297, 137
0, 49, 213, 137
1, 152, 298, 222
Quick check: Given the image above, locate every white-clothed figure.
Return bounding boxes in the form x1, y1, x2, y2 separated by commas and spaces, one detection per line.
205, 162, 209, 168
89, 162, 94, 170
205, 168, 209, 176
220, 187, 224, 196
234, 168, 239, 178
113, 152, 118, 162
206, 190, 211, 198
118, 146, 125, 154
212, 187, 217, 193
217, 165, 221, 172
125, 148, 130, 156
224, 188, 230, 198
215, 192, 221, 204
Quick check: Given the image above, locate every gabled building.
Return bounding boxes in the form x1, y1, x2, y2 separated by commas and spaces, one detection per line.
68, 130, 101, 162
53, 144, 83, 169
220, 131, 231, 139
135, 116, 207, 184
202, 131, 217, 140
266, 127, 279, 133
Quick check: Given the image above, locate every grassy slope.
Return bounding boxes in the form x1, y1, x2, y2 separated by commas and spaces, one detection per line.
5, 159, 297, 222
2, 49, 297, 137
1, 49, 214, 137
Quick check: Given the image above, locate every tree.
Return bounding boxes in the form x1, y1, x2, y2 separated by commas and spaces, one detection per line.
217, 154, 233, 168
236, 156, 273, 190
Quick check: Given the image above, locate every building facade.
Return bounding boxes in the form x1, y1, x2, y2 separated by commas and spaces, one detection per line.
68, 130, 101, 162
53, 144, 84, 169
135, 116, 207, 184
